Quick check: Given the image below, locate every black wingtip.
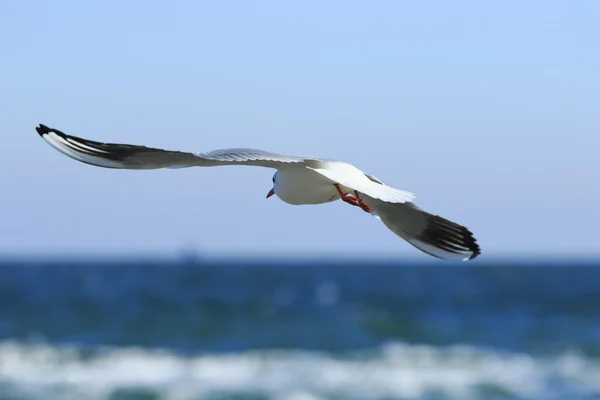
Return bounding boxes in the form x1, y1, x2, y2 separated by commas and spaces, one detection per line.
456, 224, 481, 261
467, 233, 481, 260
36, 124, 69, 139
36, 124, 52, 136
420, 214, 481, 261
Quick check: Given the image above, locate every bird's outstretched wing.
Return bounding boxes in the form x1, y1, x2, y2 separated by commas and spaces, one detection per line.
364, 196, 481, 261
307, 163, 416, 204
35, 124, 415, 203
35, 124, 312, 170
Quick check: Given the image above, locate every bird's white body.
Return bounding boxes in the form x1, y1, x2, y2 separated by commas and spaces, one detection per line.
274, 166, 341, 205
35, 124, 481, 261
274, 161, 379, 205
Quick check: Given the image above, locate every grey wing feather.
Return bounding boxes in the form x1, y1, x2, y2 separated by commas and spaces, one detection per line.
364, 196, 481, 261
200, 148, 309, 165
363, 173, 384, 184
36, 124, 312, 170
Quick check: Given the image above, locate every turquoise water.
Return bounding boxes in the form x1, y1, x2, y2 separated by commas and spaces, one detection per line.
1, 259, 599, 400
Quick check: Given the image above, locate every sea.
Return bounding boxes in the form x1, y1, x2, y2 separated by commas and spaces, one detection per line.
1, 257, 599, 400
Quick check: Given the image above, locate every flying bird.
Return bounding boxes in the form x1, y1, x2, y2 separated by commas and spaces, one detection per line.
35, 124, 480, 261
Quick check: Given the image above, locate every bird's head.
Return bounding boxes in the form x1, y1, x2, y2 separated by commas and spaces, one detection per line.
266, 171, 278, 199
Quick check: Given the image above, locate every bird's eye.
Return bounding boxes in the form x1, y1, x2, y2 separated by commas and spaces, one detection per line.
272, 176, 275, 183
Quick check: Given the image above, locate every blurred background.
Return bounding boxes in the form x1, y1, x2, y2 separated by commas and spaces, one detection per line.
1, 1, 599, 399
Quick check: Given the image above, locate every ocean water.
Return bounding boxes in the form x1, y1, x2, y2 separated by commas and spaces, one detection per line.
1, 259, 599, 400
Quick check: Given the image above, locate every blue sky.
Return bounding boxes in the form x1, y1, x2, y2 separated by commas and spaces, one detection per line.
2, 0, 599, 261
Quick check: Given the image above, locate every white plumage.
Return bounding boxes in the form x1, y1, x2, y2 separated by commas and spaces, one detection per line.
36, 124, 480, 261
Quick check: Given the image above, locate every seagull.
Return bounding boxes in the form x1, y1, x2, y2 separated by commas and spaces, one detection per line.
35, 124, 480, 261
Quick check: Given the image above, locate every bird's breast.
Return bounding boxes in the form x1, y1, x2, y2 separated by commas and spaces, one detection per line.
274, 167, 340, 205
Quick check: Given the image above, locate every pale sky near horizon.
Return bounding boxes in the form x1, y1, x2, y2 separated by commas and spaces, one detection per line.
2, 0, 599, 261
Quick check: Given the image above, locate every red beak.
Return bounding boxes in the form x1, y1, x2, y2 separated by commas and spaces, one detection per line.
266, 188, 275, 198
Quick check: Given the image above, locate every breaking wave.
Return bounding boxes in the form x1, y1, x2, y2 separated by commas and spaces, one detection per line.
1, 340, 598, 400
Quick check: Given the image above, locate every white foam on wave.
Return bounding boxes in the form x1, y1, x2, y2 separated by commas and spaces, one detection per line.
0, 340, 599, 400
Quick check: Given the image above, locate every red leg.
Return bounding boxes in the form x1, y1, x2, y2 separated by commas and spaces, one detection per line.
354, 191, 374, 213
334, 184, 360, 206
334, 184, 373, 213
